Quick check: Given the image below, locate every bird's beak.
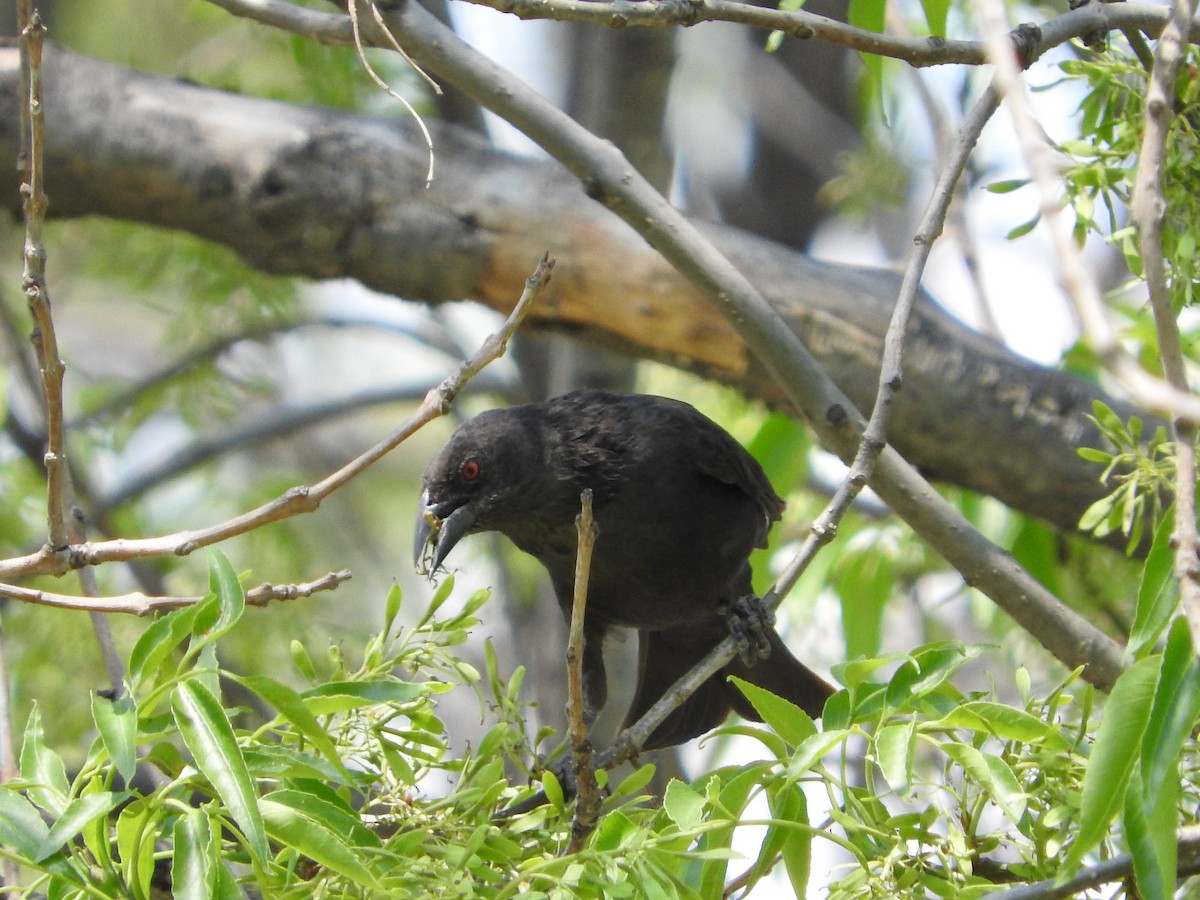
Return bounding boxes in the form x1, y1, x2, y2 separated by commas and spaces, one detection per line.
414, 491, 477, 574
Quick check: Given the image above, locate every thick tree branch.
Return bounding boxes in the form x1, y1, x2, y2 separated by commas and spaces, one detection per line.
0, 46, 1157, 548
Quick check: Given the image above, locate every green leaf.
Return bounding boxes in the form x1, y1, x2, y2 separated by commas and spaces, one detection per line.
941, 743, 1025, 822
919, 0, 950, 37
770, 782, 811, 898
729, 676, 817, 748
205, 550, 246, 643
301, 680, 428, 715
265, 788, 381, 849
172, 679, 270, 865
985, 178, 1031, 194
235, 674, 353, 782
1124, 769, 1175, 900
1128, 512, 1180, 658
115, 798, 157, 896
695, 766, 764, 896
260, 796, 384, 890
849, 0, 886, 110
0, 790, 50, 858
663, 779, 706, 831
128, 602, 203, 690
172, 809, 217, 900
1061, 655, 1161, 874
91, 692, 138, 785
932, 701, 1070, 752
20, 704, 69, 816
35, 791, 127, 862
383, 583, 402, 635
1006, 214, 1040, 240
875, 721, 914, 797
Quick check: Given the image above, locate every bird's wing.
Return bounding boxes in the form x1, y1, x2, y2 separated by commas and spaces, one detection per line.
688, 411, 786, 532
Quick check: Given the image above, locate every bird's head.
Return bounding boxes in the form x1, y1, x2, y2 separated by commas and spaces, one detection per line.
413, 408, 544, 574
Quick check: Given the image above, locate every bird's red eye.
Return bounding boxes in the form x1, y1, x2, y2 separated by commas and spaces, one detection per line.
460, 459, 481, 481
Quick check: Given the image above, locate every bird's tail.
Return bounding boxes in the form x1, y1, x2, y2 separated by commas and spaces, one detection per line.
626, 625, 833, 751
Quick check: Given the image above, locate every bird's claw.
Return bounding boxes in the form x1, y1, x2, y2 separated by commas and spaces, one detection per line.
720, 595, 774, 665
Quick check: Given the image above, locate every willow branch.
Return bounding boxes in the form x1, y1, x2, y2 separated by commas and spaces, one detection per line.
565, 488, 601, 854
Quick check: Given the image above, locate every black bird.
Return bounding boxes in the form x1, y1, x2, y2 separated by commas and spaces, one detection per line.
413, 390, 833, 750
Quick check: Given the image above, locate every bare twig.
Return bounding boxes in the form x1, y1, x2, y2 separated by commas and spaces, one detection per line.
0, 255, 551, 590
565, 489, 601, 854
17, 11, 67, 552
0, 569, 351, 615
1128, 0, 1200, 647
346, 0, 436, 185
988, 825, 1200, 899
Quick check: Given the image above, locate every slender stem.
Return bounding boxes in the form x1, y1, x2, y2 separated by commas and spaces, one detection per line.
565, 489, 601, 854
18, 11, 68, 552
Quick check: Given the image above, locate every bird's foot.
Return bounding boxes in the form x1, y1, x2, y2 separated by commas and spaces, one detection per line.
720, 594, 775, 665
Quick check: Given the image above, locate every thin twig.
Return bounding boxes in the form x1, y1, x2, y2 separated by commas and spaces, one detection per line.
0, 570, 351, 615
0, 254, 552, 583
565, 489, 601, 854
18, 11, 67, 552
347, 0, 436, 185
988, 825, 1200, 899
1128, 0, 1200, 647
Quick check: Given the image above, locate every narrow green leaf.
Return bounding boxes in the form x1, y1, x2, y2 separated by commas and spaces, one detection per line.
20, 704, 69, 816
171, 679, 269, 865
986, 178, 1031, 194
128, 603, 203, 690
933, 701, 1070, 752
1142, 619, 1200, 800
730, 676, 817, 748
1006, 215, 1041, 240
35, 792, 127, 862
1124, 770, 1173, 900
416, 575, 455, 628
235, 674, 352, 782
695, 766, 764, 897
301, 680, 427, 715
942, 743, 1025, 822
770, 782, 811, 898
260, 797, 382, 889
172, 809, 217, 900
189, 550, 245, 654
875, 721, 914, 797
0, 790, 50, 858
92, 692, 138, 785
383, 583, 402, 636
115, 798, 157, 896
1128, 512, 1180, 658
264, 788, 381, 849
1061, 655, 1161, 873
